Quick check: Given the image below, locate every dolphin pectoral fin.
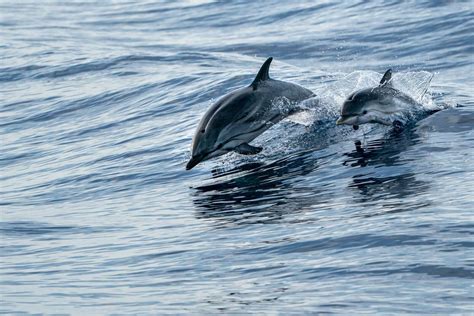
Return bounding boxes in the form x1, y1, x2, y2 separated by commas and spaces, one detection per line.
234, 143, 263, 155
250, 57, 273, 90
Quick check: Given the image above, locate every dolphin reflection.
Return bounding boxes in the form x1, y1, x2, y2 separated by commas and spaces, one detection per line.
192, 150, 331, 225
343, 127, 430, 216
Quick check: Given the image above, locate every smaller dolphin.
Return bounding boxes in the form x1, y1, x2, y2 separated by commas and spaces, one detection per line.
186, 57, 315, 170
336, 69, 428, 130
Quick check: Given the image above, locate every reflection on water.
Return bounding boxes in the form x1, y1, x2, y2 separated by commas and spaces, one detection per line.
193, 124, 438, 224
343, 128, 420, 168
193, 150, 329, 225
344, 127, 430, 216
350, 173, 428, 203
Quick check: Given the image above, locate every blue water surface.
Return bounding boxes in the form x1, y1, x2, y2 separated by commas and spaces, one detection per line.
1, 1, 473, 314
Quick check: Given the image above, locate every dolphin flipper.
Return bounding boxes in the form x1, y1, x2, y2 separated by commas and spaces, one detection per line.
234, 143, 263, 155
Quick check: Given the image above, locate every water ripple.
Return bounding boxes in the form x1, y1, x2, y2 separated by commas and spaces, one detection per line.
1, 1, 473, 314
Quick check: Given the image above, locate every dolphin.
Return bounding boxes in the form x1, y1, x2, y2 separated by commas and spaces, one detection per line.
186, 57, 315, 170
336, 69, 429, 130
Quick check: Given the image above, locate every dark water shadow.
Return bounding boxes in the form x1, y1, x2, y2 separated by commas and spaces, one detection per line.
343, 126, 431, 217
192, 150, 332, 225
416, 107, 474, 133
343, 127, 420, 168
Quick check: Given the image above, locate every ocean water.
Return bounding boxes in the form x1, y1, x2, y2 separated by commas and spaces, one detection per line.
1, 1, 473, 314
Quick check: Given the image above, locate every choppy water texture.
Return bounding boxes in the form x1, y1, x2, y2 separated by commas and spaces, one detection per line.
1, 1, 474, 314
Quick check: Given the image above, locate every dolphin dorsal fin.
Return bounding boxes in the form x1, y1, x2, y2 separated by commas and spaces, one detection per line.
250, 57, 273, 90
379, 69, 393, 87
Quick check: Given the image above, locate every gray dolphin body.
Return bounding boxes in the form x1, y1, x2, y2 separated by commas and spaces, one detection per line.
336, 69, 427, 130
186, 57, 315, 170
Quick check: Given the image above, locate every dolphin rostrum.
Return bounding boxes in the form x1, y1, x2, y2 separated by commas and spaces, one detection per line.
186, 57, 315, 170
336, 69, 430, 130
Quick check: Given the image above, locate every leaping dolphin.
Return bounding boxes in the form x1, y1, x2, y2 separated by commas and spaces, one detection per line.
186, 57, 315, 170
336, 69, 431, 130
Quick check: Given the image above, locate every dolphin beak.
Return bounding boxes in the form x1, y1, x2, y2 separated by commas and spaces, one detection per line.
186, 155, 203, 170
336, 117, 346, 125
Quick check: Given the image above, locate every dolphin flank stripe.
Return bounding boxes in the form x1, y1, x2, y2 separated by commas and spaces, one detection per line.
228, 113, 282, 144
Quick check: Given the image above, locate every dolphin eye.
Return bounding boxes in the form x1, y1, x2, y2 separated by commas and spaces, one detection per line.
200, 129, 205, 133
217, 144, 223, 149
363, 110, 368, 114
